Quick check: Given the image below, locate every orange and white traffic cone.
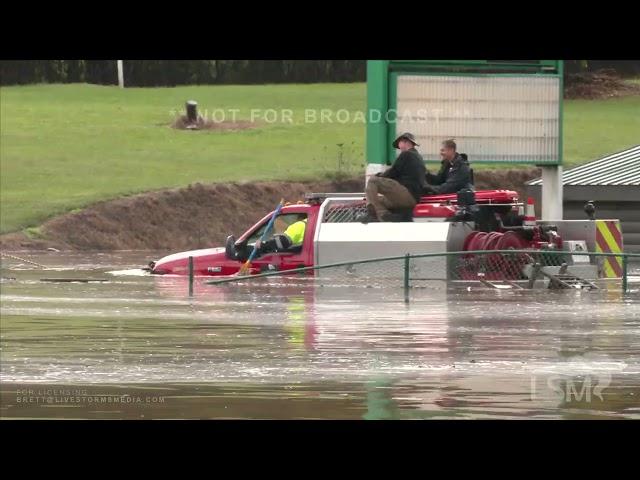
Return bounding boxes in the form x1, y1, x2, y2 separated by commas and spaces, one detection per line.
523, 197, 537, 226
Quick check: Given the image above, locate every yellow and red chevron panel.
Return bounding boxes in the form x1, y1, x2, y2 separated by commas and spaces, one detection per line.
595, 220, 624, 278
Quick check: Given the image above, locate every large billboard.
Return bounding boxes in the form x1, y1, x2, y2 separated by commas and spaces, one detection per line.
366, 60, 563, 169
394, 74, 560, 163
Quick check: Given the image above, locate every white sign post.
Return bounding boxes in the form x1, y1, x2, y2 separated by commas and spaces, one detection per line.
117, 60, 124, 88
541, 165, 563, 220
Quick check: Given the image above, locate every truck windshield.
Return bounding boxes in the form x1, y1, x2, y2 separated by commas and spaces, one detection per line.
246, 213, 308, 247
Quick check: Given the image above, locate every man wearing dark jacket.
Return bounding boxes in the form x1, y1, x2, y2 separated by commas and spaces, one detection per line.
424, 139, 473, 195
361, 132, 426, 222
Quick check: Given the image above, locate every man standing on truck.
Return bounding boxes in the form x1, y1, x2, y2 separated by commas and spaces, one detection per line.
423, 139, 473, 195
360, 132, 426, 223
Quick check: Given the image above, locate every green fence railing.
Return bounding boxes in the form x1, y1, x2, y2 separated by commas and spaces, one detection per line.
205, 250, 640, 297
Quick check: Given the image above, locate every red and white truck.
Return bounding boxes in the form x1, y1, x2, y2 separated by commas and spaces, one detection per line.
148, 189, 622, 283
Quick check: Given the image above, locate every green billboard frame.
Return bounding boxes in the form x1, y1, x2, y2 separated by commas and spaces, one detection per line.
366, 60, 564, 167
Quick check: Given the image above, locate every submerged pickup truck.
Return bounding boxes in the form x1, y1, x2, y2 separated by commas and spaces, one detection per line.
148, 189, 602, 280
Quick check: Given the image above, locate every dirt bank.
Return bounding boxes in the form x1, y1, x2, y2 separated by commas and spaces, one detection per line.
0, 169, 539, 251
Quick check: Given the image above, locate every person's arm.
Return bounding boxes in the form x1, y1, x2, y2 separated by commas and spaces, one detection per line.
256, 234, 292, 254
425, 161, 447, 185
423, 183, 439, 195
380, 152, 406, 179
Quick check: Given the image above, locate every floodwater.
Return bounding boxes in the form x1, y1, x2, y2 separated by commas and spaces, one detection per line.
1, 251, 640, 419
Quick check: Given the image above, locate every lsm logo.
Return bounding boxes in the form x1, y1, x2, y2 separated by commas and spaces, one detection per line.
529, 353, 627, 403
530, 373, 611, 403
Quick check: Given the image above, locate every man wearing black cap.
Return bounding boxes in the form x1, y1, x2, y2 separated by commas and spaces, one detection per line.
360, 132, 426, 222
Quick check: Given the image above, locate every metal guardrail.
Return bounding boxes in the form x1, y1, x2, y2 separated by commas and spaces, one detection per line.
205, 250, 640, 297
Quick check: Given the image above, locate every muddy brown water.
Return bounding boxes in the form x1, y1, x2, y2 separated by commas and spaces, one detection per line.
1, 251, 639, 419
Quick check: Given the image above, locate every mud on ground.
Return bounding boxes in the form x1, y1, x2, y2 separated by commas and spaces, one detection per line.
0, 169, 539, 251
171, 115, 258, 131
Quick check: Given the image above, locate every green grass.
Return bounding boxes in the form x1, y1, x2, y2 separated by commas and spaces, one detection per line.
563, 96, 640, 168
23, 226, 45, 239
1, 83, 366, 233
1, 83, 639, 233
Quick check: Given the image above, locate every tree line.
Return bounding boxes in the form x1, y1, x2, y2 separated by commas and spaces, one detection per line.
0, 60, 367, 86
1, 60, 638, 86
